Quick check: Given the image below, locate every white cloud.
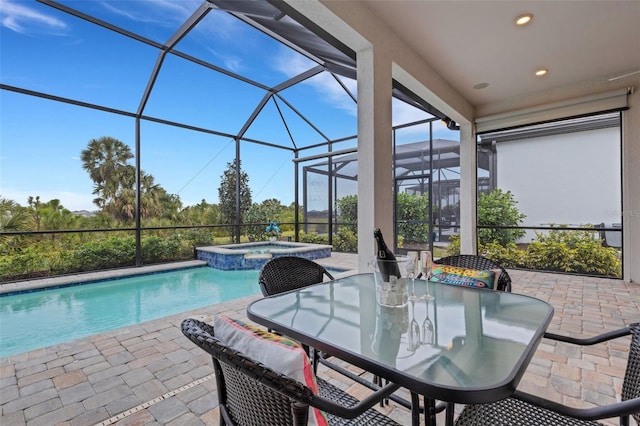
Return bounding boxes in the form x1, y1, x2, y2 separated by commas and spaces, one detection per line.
188, 4, 246, 41
392, 99, 432, 130
0, 0, 67, 34
222, 55, 243, 73
99, 0, 198, 27
272, 48, 439, 127
273, 49, 357, 115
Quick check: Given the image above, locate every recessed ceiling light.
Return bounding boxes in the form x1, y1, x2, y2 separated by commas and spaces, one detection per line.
515, 13, 534, 26
473, 82, 490, 90
535, 68, 548, 77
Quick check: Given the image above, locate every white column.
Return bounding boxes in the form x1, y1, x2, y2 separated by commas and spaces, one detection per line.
459, 123, 478, 255
622, 88, 640, 283
356, 46, 393, 271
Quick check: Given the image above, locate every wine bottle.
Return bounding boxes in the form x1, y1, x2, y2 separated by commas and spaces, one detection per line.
374, 228, 401, 282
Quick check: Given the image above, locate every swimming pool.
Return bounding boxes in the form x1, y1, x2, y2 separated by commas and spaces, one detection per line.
0, 266, 260, 358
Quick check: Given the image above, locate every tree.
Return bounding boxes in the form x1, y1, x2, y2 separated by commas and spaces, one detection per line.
81, 137, 134, 212
396, 192, 430, 243
39, 199, 77, 239
0, 197, 34, 253
477, 189, 526, 245
336, 193, 431, 244
218, 160, 252, 242
80, 136, 181, 223
336, 195, 358, 233
244, 199, 285, 242
27, 195, 42, 231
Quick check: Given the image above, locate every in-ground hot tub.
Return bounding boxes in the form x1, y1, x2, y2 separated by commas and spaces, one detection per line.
195, 241, 332, 270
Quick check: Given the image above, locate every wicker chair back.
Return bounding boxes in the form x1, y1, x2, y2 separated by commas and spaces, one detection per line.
259, 256, 334, 296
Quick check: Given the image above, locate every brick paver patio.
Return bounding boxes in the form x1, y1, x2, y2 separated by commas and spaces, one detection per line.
1, 254, 638, 425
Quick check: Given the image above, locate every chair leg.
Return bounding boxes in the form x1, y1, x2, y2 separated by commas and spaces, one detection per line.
410, 392, 421, 426
424, 396, 437, 426
445, 402, 455, 426
373, 375, 388, 406
310, 347, 320, 374
291, 402, 309, 426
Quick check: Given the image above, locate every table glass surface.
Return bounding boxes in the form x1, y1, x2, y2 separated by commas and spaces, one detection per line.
247, 273, 554, 403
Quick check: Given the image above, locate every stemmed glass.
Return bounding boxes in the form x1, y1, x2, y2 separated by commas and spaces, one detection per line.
407, 299, 421, 352
420, 250, 434, 301
421, 297, 434, 345
406, 251, 419, 301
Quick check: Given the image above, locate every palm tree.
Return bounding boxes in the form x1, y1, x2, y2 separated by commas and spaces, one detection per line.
80, 137, 133, 212
40, 199, 77, 240
0, 197, 34, 253
27, 195, 42, 231
140, 173, 163, 219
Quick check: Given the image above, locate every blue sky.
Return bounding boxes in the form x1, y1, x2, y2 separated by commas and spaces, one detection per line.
0, 0, 457, 212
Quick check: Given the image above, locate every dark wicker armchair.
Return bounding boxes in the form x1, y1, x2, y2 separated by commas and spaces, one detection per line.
434, 254, 512, 292
454, 323, 640, 426
259, 256, 335, 296
181, 318, 401, 426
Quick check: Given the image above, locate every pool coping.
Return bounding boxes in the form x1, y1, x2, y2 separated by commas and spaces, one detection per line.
0, 260, 208, 295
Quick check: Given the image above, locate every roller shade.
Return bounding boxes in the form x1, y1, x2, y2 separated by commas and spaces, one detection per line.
475, 87, 632, 133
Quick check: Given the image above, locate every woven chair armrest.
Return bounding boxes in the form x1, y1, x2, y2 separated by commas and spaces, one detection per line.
513, 390, 640, 421
311, 379, 401, 419
543, 325, 631, 345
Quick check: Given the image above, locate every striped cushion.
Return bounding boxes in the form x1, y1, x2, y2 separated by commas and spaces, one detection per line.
430, 264, 496, 289
214, 315, 328, 426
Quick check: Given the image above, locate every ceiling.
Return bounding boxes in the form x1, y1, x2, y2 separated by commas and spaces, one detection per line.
361, 0, 640, 108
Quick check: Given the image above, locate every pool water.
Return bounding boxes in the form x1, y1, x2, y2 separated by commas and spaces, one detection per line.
0, 267, 260, 358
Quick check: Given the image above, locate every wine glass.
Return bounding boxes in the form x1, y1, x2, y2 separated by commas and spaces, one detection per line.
421, 298, 434, 345
406, 251, 419, 301
420, 250, 434, 301
407, 299, 421, 352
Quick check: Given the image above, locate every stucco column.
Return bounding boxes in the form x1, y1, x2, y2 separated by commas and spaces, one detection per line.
623, 87, 640, 283
356, 46, 393, 271
459, 122, 478, 255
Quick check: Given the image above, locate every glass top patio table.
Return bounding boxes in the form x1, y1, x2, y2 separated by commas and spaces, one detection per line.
247, 273, 554, 405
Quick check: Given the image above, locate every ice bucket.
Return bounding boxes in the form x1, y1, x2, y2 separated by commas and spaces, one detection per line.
372, 255, 410, 307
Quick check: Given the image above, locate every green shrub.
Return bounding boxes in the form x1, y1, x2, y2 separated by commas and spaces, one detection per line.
0, 246, 49, 278
525, 229, 620, 276
446, 229, 621, 277
299, 231, 328, 245
333, 227, 357, 252
479, 241, 527, 268
446, 234, 461, 256
182, 228, 217, 246
68, 236, 136, 271
141, 235, 182, 263
396, 192, 430, 243
336, 195, 358, 233
478, 189, 526, 245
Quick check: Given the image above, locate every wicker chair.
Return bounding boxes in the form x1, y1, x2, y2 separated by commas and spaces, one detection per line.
258, 256, 334, 354
434, 254, 512, 292
259, 256, 335, 297
454, 323, 640, 426
181, 318, 402, 426
429, 255, 512, 423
